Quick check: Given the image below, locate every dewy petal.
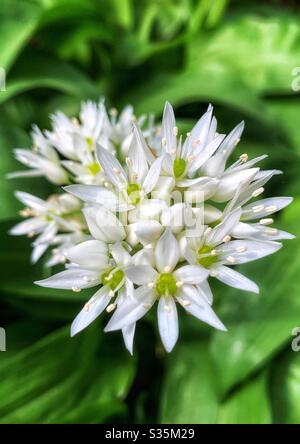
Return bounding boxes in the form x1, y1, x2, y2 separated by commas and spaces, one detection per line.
177, 285, 227, 331
142, 156, 164, 194
241, 197, 293, 221
161, 101, 176, 153
35, 268, 100, 289
83, 206, 126, 243
64, 185, 122, 211
157, 296, 179, 353
67, 240, 108, 270
104, 285, 155, 331
122, 323, 136, 355
125, 265, 158, 285
206, 207, 242, 246
155, 228, 180, 273
212, 265, 259, 293
217, 239, 282, 264
96, 144, 127, 189
174, 265, 209, 284
71, 287, 112, 336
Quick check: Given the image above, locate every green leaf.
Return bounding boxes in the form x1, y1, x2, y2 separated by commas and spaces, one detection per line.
271, 349, 300, 424
0, 1, 43, 71
210, 198, 300, 395
217, 372, 271, 424
160, 341, 219, 423
0, 53, 99, 106
0, 323, 135, 423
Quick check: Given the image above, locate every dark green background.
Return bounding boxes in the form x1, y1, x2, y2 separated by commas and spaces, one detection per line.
0, 0, 300, 424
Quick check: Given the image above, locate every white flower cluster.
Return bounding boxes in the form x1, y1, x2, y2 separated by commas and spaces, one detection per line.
10, 99, 293, 353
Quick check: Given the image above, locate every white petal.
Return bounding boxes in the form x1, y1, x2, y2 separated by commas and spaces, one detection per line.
83, 206, 126, 242
157, 296, 179, 352
217, 239, 282, 264
71, 287, 111, 336
212, 265, 259, 293
212, 168, 259, 202
111, 242, 132, 266
143, 156, 164, 194
206, 207, 242, 246
31, 242, 48, 264
181, 106, 213, 159
174, 265, 209, 284
128, 125, 149, 184
64, 185, 123, 211
131, 122, 155, 163
104, 285, 155, 331
177, 285, 226, 331
15, 191, 48, 212
203, 204, 222, 224
242, 197, 293, 221
9, 217, 46, 235
151, 175, 175, 201
134, 220, 163, 245
122, 323, 136, 355
184, 177, 219, 202
196, 280, 213, 305
7, 169, 43, 179
161, 102, 176, 153
67, 240, 108, 270
161, 203, 186, 234
96, 145, 127, 189
35, 268, 100, 289
189, 133, 225, 173
125, 265, 158, 285
155, 228, 180, 273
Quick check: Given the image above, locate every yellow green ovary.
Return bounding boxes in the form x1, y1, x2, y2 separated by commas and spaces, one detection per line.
101, 269, 125, 290
197, 245, 218, 268
88, 162, 101, 175
173, 158, 186, 178
155, 273, 177, 297
127, 183, 141, 205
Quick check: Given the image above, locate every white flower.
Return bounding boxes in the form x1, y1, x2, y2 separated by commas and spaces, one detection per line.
105, 229, 226, 353
8, 126, 69, 185
10, 192, 84, 263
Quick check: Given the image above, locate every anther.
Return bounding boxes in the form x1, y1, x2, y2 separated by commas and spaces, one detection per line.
252, 205, 264, 213
72, 287, 81, 293
235, 246, 246, 253
252, 187, 264, 197
173, 126, 178, 136
259, 218, 273, 225
226, 256, 236, 264
163, 265, 172, 273
265, 205, 277, 212
106, 303, 116, 313
222, 235, 231, 243
240, 153, 248, 162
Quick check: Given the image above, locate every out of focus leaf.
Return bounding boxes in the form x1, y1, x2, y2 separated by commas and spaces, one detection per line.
210, 198, 300, 395
0, 0, 43, 71
217, 372, 271, 424
0, 323, 135, 423
160, 342, 219, 423
271, 349, 300, 424
0, 53, 99, 106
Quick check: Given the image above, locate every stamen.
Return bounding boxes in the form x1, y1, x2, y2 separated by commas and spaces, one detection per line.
147, 282, 154, 288
72, 287, 81, 293
240, 153, 248, 162
187, 155, 195, 162
163, 265, 171, 273
222, 235, 231, 243
265, 205, 277, 212
235, 246, 246, 253
173, 126, 178, 136
106, 303, 116, 313
162, 138, 167, 147
265, 227, 278, 235
210, 270, 219, 277
260, 218, 273, 225
84, 303, 91, 312
109, 108, 118, 117
143, 303, 151, 309
226, 256, 236, 264
186, 132, 191, 137
113, 167, 121, 175
211, 249, 218, 256
252, 187, 264, 197
164, 304, 171, 313
181, 299, 191, 307
125, 157, 132, 167
176, 281, 183, 288
252, 205, 264, 213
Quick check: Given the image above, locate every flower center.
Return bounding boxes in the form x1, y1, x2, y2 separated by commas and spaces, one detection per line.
101, 269, 124, 291
127, 183, 141, 205
87, 162, 101, 176
197, 245, 218, 268
173, 158, 186, 178
155, 273, 177, 297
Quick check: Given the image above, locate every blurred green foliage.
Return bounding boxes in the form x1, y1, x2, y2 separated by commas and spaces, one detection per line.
1, 0, 300, 424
